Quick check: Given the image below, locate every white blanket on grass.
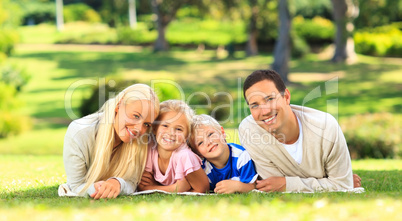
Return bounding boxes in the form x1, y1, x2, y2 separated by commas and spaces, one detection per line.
58, 183, 365, 197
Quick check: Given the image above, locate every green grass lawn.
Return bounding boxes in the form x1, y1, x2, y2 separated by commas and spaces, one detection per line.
0, 155, 400, 220
1, 43, 401, 155
1, 31, 401, 219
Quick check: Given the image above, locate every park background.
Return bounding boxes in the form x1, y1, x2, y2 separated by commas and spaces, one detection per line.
0, 0, 401, 220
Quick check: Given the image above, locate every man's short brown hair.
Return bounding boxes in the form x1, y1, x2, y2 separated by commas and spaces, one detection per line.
243, 70, 286, 104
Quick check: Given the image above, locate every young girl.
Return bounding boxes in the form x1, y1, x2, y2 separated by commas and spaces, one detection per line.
61, 84, 160, 199
138, 100, 209, 193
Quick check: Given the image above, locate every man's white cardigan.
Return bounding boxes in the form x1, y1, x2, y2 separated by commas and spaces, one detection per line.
239, 105, 353, 193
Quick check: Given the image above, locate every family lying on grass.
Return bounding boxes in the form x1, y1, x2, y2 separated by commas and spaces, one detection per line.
61, 70, 362, 199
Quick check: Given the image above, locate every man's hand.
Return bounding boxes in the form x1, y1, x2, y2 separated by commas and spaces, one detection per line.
353, 174, 362, 188
256, 177, 286, 192
90, 178, 121, 199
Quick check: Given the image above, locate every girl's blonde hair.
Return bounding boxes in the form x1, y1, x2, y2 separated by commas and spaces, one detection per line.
81, 83, 160, 194
154, 100, 195, 138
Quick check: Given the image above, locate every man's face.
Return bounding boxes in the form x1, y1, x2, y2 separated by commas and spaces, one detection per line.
245, 80, 291, 133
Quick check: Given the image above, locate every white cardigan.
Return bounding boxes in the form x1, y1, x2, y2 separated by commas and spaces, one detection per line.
239, 105, 353, 193
62, 114, 135, 196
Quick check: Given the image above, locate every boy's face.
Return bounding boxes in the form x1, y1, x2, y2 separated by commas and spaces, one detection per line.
193, 125, 227, 160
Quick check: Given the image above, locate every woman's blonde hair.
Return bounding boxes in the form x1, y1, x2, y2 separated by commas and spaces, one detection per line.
81, 83, 160, 194
154, 100, 195, 138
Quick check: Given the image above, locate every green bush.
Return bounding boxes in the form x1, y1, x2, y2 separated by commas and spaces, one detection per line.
167, 18, 247, 47
0, 29, 19, 56
293, 16, 335, 45
18, 1, 55, 25
64, 3, 101, 23
116, 23, 157, 45
80, 79, 138, 117
0, 0, 23, 27
1, 65, 30, 92
291, 32, 310, 58
0, 82, 30, 138
294, 0, 332, 19
355, 0, 402, 29
354, 24, 402, 57
187, 88, 231, 122
56, 22, 117, 44
80, 79, 184, 117
341, 113, 402, 159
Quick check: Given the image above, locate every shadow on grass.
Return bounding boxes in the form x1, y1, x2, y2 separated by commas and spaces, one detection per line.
14, 51, 188, 79
1, 170, 400, 208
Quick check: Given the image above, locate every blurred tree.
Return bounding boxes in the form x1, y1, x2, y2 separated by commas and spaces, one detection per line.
245, 0, 259, 56
220, 0, 275, 56
293, 0, 332, 19
150, 0, 190, 51
330, 0, 359, 62
56, 0, 64, 31
128, 0, 137, 29
272, 0, 292, 83
100, 0, 128, 27
355, 0, 402, 29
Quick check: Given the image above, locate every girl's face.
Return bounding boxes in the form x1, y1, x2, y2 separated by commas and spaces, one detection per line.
154, 111, 189, 152
114, 99, 156, 144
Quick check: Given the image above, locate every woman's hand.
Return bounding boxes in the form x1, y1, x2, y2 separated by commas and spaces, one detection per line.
353, 174, 362, 188
90, 178, 121, 199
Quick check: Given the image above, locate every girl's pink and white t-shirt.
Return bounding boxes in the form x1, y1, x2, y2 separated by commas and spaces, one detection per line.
145, 143, 202, 186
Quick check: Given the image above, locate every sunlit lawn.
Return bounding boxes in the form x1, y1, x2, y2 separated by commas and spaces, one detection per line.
0, 155, 400, 220
1, 43, 401, 155
1, 26, 401, 220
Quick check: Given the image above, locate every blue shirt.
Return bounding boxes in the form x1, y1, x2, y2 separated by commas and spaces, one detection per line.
202, 143, 258, 190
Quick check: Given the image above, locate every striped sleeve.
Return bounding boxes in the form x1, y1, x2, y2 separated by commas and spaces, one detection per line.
236, 149, 258, 184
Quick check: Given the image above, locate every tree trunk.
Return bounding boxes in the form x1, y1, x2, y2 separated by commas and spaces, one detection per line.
155, 23, 168, 51
331, 0, 358, 62
128, 0, 137, 29
150, 0, 169, 51
55, 0, 64, 32
272, 0, 291, 84
246, 0, 259, 56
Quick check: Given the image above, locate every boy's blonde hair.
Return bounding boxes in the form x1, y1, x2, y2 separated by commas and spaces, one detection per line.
81, 83, 160, 195
154, 100, 195, 138
189, 114, 222, 152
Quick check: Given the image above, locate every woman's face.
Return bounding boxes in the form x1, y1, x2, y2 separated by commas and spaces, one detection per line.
114, 99, 157, 144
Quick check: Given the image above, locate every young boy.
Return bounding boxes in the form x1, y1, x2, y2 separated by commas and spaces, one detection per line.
190, 114, 258, 194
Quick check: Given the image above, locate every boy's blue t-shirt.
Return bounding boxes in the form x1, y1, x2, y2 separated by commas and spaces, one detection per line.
201, 143, 258, 190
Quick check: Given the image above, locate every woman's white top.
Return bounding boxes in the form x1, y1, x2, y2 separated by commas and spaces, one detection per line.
63, 113, 135, 196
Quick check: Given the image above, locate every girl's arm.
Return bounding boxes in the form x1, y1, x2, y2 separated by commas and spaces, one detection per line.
138, 171, 191, 192
138, 179, 191, 192
214, 180, 255, 194
185, 168, 210, 193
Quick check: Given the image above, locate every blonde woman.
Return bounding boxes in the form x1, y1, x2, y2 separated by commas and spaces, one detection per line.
61, 84, 160, 199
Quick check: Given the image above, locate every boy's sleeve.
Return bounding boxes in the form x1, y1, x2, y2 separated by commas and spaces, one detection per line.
236, 151, 258, 184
